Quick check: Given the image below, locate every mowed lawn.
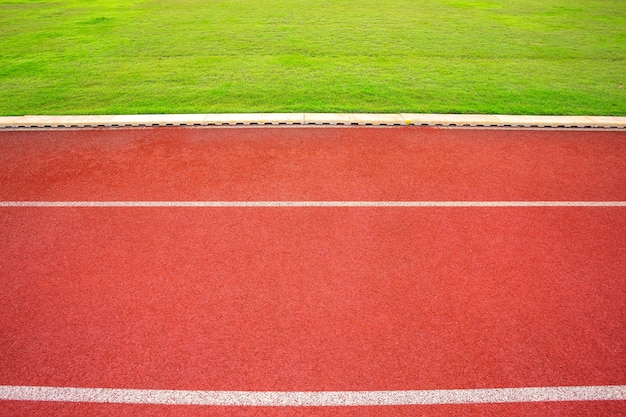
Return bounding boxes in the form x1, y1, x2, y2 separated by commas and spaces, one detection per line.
1, 0, 624, 115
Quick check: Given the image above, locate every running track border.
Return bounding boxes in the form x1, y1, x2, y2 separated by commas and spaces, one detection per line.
0, 114, 625, 129
1, 385, 625, 406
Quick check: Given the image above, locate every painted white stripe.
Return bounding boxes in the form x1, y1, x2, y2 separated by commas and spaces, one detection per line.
0, 201, 625, 207
0, 385, 624, 406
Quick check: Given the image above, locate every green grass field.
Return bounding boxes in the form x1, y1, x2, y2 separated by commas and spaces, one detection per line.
1, 0, 624, 115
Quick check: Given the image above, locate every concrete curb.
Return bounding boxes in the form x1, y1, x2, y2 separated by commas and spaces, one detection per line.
0, 114, 624, 129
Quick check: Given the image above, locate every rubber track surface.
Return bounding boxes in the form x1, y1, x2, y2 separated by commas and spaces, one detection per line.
0, 127, 625, 416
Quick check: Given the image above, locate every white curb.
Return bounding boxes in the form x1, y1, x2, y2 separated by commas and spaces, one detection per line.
0, 114, 624, 129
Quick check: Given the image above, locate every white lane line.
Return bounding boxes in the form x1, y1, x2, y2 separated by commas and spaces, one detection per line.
1, 201, 625, 207
0, 385, 624, 406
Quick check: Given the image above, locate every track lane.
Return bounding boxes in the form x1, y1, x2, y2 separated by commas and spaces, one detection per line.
0, 127, 624, 201
1, 207, 624, 390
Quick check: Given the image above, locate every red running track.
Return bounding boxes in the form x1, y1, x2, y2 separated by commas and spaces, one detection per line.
0, 127, 625, 201
0, 127, 625, 416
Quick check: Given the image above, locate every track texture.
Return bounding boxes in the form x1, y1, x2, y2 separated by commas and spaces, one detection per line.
0, 127, 625, 416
